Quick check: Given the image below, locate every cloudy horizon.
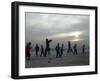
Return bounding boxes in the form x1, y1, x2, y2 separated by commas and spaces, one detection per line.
25, 12, 89, 48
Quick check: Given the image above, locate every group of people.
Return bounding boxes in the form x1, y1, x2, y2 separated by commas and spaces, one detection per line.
25, 39, 86, 60
26, 39, 52, 60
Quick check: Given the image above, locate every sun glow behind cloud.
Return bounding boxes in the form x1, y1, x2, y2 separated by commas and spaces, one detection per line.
47, 31, 83, 42
70, 38, 83, 42
47, 31, 83, 38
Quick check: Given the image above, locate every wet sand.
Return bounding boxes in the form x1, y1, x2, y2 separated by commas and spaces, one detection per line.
25, 51, 89, 68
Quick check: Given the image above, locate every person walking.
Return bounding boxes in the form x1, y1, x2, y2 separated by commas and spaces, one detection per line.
40, 45, 44, 57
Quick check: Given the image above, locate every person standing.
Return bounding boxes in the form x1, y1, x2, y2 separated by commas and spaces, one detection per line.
25, 42, 32, 61
82, 44, 85, 54
60, 44, 64, 57
44, 38, 52, 57
35, 44, 39, 56
67, 41, 73, 53
55, 43, 60, 58
73, 44, 78, 54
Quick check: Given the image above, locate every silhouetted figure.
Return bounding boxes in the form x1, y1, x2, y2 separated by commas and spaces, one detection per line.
44, 38, 52, 57
35, 44, 39, 56
67, 41, 73, 53
82, 44, 85, 54
40, 45, 44, 57
55, 43, 60, 58
73, 44, 78, 54
25, 42, 32, 60
60, 44, 64, 57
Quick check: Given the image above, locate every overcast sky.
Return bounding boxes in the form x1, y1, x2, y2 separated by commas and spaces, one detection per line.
25, 12, 89, 48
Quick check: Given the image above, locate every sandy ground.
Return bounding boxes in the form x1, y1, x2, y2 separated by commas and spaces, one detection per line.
25, 51, 89, 68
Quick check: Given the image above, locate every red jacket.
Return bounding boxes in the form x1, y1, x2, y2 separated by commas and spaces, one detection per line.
26, 45, 32, 53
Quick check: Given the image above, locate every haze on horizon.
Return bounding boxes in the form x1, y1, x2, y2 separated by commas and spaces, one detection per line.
25, 12, 90, 48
